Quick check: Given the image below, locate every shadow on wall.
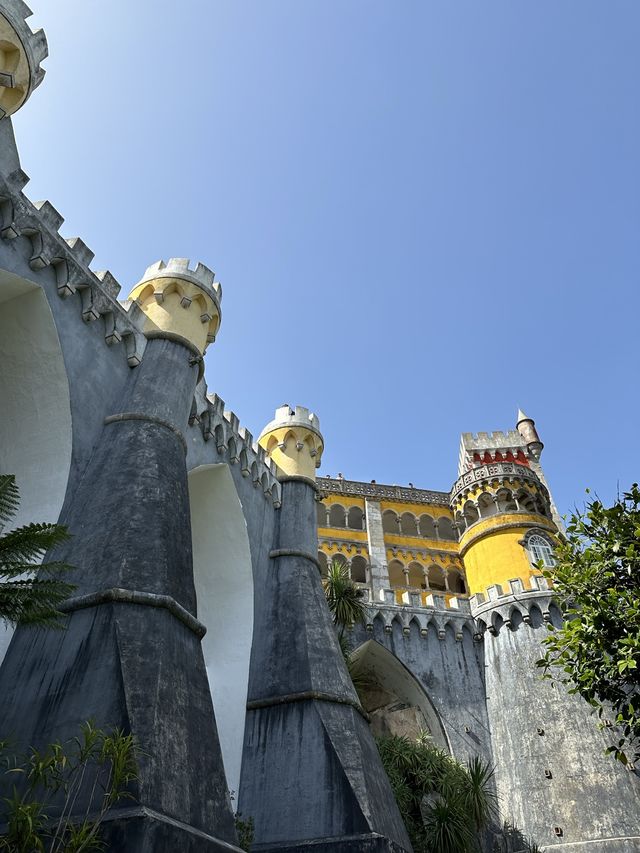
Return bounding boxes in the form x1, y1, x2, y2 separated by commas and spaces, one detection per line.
0, 272, 72, 665
188, 464, 254, 801
349, 639, 450, 752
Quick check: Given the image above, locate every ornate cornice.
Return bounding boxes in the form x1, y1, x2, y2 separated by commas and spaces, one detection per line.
450, 461, 541, 505
318, 477, 450, 507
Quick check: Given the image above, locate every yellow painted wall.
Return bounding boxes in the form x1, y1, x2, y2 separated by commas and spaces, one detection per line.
384, 533, 458, 552
318, 527, 367, 544
319, 494, 366, 510
462, 521, 554, 594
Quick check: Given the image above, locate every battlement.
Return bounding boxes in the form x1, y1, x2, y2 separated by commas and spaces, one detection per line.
458, 430, 526, 476
0, 0, 48, 116
136, 258, 222, 302
261, 403, 322, 439
193, 384, 282, 508
362, 596, 476, 642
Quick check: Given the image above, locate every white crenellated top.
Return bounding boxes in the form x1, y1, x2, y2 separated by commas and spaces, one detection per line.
259, 404, 322, 442
136, 258, 222, 301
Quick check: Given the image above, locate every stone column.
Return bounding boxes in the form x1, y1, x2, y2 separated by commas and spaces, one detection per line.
0, 260, 242, 852
240, 407, 412, 852
365, 498, 390, 601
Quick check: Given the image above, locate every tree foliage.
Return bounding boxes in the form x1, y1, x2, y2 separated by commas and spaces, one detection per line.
0, 475, 75, 629
376, 733, 498, 853
0, 722, 138, 852
322, 559, 367, 640
537, 485, 640, 764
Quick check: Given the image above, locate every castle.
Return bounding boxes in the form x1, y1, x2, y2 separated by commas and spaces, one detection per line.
0, 2, 638, 850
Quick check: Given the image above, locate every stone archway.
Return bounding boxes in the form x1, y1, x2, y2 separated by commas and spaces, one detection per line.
349, 639, 450, 751
0, 273, 72, 665
188, 464, 254, 799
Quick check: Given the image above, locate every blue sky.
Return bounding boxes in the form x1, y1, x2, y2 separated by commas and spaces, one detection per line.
17, 1, 640, 516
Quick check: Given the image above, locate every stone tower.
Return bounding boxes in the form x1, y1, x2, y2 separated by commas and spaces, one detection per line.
236, 406, 412, 852
0, 259, 243, 852
456, 413, 640, 851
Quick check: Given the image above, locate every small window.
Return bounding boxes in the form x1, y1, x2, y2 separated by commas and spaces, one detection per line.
527, 534, 555, 567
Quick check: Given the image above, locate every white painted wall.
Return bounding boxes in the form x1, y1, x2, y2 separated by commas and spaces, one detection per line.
0, 273, 72, 664
188, 464, 254, 801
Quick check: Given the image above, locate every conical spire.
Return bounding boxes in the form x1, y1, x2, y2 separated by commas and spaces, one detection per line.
516, 408, 531, 426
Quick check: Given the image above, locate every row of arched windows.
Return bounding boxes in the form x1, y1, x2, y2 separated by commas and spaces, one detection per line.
317, 503, 366, 530
387, 559, 467, 594
454, 487, 549, 533
318, 551, 368, 583
381, 510, 457, 541
317, 551, 467, 594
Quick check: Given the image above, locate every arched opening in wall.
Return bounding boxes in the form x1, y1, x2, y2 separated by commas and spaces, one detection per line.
388, 559, 406, 587
427, 564, 446, 591
329, 503, 346, 528
477, 492, 496, 518
349, 640, 450, 751
0, 274, 72, 667
454, 512, 466, 535
437, 517, 456, 541
448, 570, 466, 595
347, 505, 364, 530
317, 551, 329, 577
496, 488, 516, 513
350, 555, 367, 584
407, 561, 425, 589
316, 501, 328, 526
400, 513, 418, 536
188, 464, 254, 802
418, 514, 436, 538
463, 500, 479, 526
516, 489, 536, 513
382, 510, 399, 534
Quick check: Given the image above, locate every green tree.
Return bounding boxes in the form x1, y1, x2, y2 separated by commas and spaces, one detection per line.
322, 559, 367, 642
376, 732, 498, 853
0, 721, 138, 853
537, 485, 640, 764
0, 475, 74, 629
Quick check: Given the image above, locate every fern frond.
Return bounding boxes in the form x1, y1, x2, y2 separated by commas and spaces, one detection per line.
0, 523, 71, 564
0, 475, 19, 528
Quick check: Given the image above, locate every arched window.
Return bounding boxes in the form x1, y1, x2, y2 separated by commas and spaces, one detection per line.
477, 492, 496, 518
329, 504, 346, 528
407, 561, 425, 588
400, 513, 418, 536
318, 551, 329, 577
427, 564, 446, 592
347, 506, 365, 530
316, 502, 328, 526
436, 517, 456, 541
350, 555, 368, 583
448, 570, 467, 595
419, 514, 436, 538
388, 559, 406, 587
382, 510, 399, 534
463, 500, 479, 526
527, 534, 556, 567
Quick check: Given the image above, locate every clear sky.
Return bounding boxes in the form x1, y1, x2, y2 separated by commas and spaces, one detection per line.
16, 0, 640, 517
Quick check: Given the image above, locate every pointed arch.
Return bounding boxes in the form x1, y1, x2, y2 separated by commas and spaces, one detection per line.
349, 640, 450, 751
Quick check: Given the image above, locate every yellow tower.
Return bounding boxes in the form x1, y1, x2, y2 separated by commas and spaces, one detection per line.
0, 2, 47, 117
452, 415, 559, 597
128, 258, 221, 356
258, 404, 323, 481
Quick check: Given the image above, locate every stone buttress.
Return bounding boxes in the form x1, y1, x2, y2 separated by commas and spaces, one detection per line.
0, 260, 243, 852
238, 406, 413, 853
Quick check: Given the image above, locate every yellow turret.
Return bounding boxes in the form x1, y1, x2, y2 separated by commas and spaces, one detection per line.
452, 462, 558, 597
0, 2, 47, 118
258, 404, 324, 481
128, 258, 221, 356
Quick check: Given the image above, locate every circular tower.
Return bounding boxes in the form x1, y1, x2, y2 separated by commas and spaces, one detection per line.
453, 420, 640, 849
0, 0, 48, 117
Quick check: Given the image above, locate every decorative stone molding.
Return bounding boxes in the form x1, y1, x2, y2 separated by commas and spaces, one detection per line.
450, 461, 542, 506
318, 477, 449, 507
